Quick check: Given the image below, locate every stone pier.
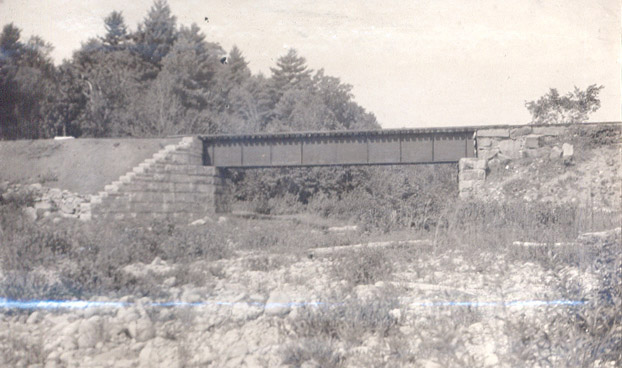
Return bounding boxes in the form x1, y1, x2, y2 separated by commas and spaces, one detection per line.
91, 137, 229, 222
458, 157, 487, 199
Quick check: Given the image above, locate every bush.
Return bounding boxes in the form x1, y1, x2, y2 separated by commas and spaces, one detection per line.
504, 231, 622, 366
330, 246, 394, 286
282, 338, 344, 368
230, 165, 456, 232
285, 297, 400, 345
0, 225, 72, 272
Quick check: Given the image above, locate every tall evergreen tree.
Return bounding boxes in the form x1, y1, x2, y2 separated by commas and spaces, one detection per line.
0, 23, 22, 61
50, 63, 87, 136
270, 49, 311, 97
227, 45, 250, 86
0, 25, 57, 139
101, 11, 128, 49
142, 23, 224, 135
135, 0, 177, 65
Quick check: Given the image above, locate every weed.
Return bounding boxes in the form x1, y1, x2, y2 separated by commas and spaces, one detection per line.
330, 246, 394, 286
285, 297, 400, 345
244, 254, 289, 272
282, 338, 344, 368
0, 329, 44, 367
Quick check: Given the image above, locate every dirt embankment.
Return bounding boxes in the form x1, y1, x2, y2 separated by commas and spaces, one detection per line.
0, 138, 180, 195
482, 126, 621, 211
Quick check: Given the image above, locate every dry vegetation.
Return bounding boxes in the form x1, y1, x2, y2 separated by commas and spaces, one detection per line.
1, 182, 620, 367
0, 127, 620, 367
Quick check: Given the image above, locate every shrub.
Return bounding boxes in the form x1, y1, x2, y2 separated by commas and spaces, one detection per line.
0, 270, 77, 301
0, 330, 44, 367
504, 232, 622, 366
330, 246, 394, 286
281, 338, 344, 368
159, 225, 232, 263
231, 165, 456, 232
285, 297, 400, 345
244, 254, 289, 272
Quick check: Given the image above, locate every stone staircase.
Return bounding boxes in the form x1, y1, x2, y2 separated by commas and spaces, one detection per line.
84, 137, 228, 223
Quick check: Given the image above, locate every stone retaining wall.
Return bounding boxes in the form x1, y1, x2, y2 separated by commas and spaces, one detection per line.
476, 125, 572, 167
457, 125, 576, 199
90, 137, 229, 223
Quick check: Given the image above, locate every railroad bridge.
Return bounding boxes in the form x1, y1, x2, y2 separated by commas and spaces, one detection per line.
90, 123, 614, 221
200, 127, 475, 168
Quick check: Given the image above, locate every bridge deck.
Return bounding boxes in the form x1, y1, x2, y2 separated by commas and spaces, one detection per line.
200, 128, 476, 168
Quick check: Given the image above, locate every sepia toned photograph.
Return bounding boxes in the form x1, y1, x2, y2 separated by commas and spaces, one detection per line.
0, 1, 620, 367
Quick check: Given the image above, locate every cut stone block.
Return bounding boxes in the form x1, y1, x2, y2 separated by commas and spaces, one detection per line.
524, 135, 541, 149
477, 137, 492, 148
533, 126, 564, 136
477, 129, 510, 138
459, 157, 487, 171
497, 139, 522, 159
459, 169, 486, 181
459, 180, 474, 191
510, 126, 532, 138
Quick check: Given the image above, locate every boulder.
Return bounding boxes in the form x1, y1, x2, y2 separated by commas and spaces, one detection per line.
138, 337, 181, 368
26, 311, 41, 324
231, 303, 264, 322
133, 316, 155, 342
562, 143, 574, 157
34, 201, 52, 211
180, 287, 202, 303
23, 207, 37, 221
116, 307, 140, 324
77, 316, 103, 349
549, 146, 563, 159
265, 291, 292, 316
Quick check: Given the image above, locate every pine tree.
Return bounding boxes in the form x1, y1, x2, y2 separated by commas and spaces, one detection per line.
135, 0, 177, 64
270, 49, 311, 95
101, 11, 128, 49
0, 23, 22, 61
227, 45, 250, 85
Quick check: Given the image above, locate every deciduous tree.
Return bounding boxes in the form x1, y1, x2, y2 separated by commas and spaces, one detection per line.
525, 85, 604, 124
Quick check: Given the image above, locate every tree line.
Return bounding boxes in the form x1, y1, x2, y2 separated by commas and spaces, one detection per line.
0, 0, 379, 140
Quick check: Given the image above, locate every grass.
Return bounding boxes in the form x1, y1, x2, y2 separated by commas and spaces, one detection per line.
0, 137, 180, 194
328, 246, 395, 287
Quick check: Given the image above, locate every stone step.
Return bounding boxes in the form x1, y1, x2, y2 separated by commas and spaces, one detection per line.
160, 152, 203, 165
121, 181, 225, 193
92, 212, 206, 222
93, 201, 214, 214
131, 174, 224, 185
104, 191, 213, 204
145, 164, 219, 176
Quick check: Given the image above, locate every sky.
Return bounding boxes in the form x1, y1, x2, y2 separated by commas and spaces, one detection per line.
1, 0, 620, 129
